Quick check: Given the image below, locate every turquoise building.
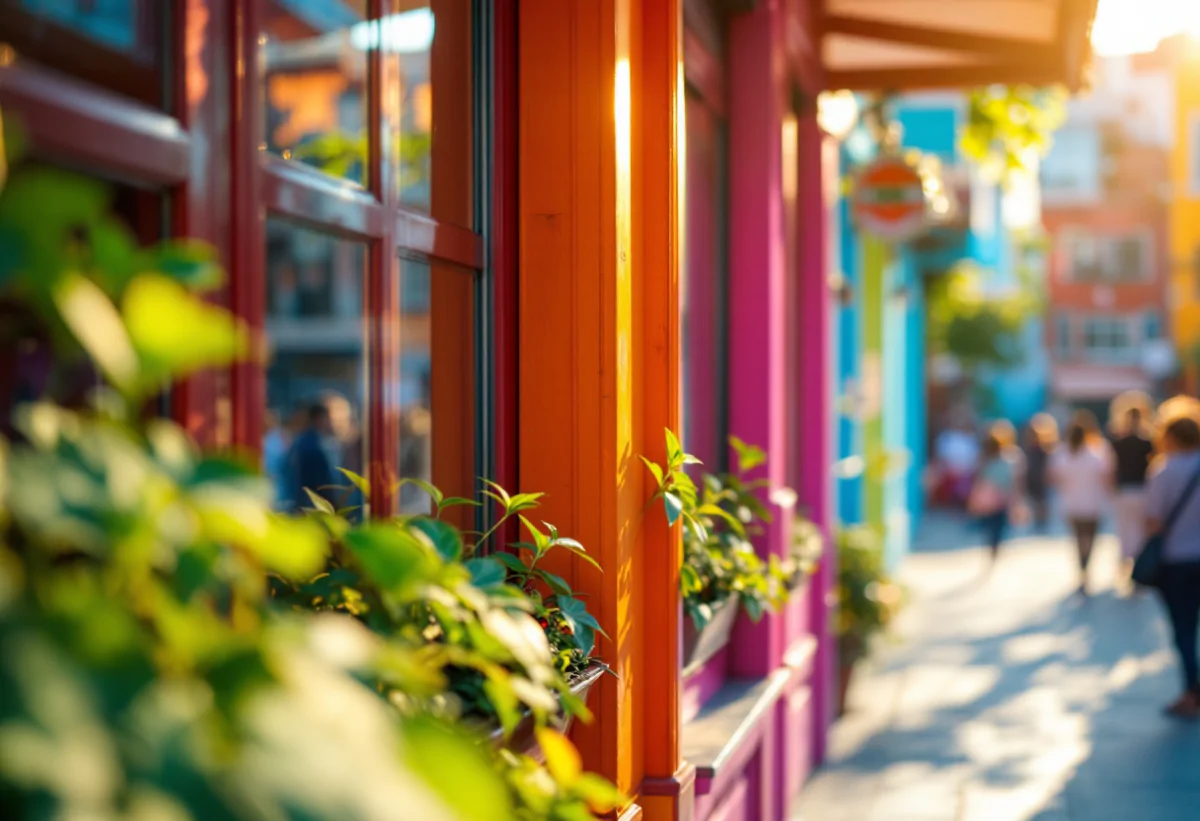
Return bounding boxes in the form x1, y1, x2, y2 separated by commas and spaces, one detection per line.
835, 94, 1048, 565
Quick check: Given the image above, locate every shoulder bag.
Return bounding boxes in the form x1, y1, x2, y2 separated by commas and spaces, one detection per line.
1132, 463, 1200, 588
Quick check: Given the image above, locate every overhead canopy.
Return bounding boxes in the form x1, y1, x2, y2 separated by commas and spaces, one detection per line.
820, 0, 1098, 91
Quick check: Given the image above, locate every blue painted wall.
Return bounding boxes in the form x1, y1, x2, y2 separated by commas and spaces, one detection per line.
835, 145, 864, 527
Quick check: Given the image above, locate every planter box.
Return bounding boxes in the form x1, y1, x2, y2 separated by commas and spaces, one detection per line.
682, 595, 740, 677
489, 662, 606, 759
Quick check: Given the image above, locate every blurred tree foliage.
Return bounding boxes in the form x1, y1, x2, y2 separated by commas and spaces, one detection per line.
926, 261, 1041, 370
960, 85, 1067, 183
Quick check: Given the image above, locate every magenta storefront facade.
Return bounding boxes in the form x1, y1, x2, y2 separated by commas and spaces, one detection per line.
680, 1, 834, 818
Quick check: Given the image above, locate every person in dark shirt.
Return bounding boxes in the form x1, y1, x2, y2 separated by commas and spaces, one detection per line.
1021, 413, 1058, 532
284, 401, 337, 513
1110, 398, 1155, 584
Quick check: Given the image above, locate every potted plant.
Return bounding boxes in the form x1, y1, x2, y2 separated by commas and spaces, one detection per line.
279, 474, 612, 758
835, 525, 903, 716
645, 433, 799, 674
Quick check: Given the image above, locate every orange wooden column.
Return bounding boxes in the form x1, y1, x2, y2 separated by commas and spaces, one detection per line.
517, 1, 689, 819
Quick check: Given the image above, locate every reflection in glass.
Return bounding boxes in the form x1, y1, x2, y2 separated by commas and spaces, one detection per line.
264, 0, 370, 184
681, 93, 728, 471
2, 1, 163, 104
397, 259, 433, 514
19, 0, 139, 51
395, 257, 475, 518
265, 218, 367, 514
382, 1, 472, 222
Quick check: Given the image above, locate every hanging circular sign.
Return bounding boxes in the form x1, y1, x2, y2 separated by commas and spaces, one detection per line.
851, 156, 928, 243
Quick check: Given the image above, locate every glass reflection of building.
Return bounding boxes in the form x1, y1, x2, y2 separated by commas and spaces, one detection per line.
263, 2, 437, 512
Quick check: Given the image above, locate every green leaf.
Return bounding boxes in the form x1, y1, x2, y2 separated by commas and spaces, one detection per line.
537, 568, 573, 597
343, 525, 439, 592
144, 239, 224, 292
483, 673, 521, 737
574, 773, 627, 813
507, 491, 545, 514
639, 455, 665, 486
481, 479, 511, 508
729, 435, 767, 473
557, 595, 606, 655
402, 716, 513, 821
409, 517, 463, 563
665, 429, 683, 464
549, 535, 602, 571
491, 551, 528, 575
122, 274, 247, 388
336, 467, 371, 498
397, 476, 444, 507
662, 491, 683, 526
680, 563, 702, 595
303, 488, 335, 515
52, 272, 137, 390
465, 557, 506, 588
437, 496, 480, 511
536, 727, 582, 785
258, 515, 329, 580
518, 515, 550, 555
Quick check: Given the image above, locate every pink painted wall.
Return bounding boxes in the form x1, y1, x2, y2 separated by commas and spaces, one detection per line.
682, 0, 831, 818
726, 0, 792, 681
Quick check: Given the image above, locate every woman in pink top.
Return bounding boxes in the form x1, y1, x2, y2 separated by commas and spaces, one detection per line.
1050, 411, 1112, 597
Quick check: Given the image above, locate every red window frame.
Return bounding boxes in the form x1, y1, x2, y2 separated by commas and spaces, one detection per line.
0, 0, 518, 519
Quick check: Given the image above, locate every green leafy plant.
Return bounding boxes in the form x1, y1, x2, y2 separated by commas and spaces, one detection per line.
500, 728, 626, 821
835, 525, 903, 664
925, 261, 1041, 370
0, 130, 623, 820
280, 473, 610, 719
645, 432, 812, 630
960, 85, 1066, 184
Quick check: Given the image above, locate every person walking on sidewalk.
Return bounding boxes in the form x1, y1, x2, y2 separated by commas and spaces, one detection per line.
1022, 413, 1058, 532
1110, 397, 1155, 586
968, 429, 1016, 562
1050, 411, 1111, 596
1145, 406, 1200, 719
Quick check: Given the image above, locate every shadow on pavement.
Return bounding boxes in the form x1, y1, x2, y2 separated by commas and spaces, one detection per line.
796, 513, 1200, 821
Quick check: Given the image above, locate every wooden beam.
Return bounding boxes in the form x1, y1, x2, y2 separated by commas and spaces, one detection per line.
823, 13, 1058, 61
825, 60, 1067, 92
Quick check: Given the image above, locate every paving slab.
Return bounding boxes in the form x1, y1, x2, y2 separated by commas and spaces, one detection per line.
792, 513, 1200, 821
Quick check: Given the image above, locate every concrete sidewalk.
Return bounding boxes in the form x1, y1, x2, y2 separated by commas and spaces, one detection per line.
792, 515, 1200, 821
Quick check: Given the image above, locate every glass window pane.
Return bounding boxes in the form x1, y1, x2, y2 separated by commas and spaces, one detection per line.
395, 257, 475, 520
264, 0, 370, 185
681, 93, 726, 470
383, 1, 473, 226
265, 218, 367, 513
1113, 236, 1143, 281
2, 1, 164, 105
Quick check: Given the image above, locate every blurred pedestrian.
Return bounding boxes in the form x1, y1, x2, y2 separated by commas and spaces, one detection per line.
1144, 401, 1200, 719
284, 400, 337, 512
1110, 392, 1155, 585
1022, 413, 1059, 532
967, 429, 1016, 562
263, 408, 291, 509
991, 419, 1029, 527
935, 417, 980, 508
1050, 410, 1111, 596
